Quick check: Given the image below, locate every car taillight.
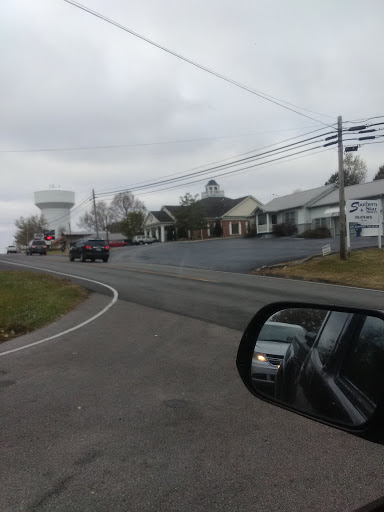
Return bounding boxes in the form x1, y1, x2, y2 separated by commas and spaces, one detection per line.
105, 246, 110, 250
85, 245, 92, 250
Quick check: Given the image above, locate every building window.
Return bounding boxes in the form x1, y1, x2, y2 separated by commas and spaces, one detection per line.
258, 214, 267, 225
284, 211, 296, 225
271, 214, 277, 225
314, 218, 328, 228
231, 222, 239, 235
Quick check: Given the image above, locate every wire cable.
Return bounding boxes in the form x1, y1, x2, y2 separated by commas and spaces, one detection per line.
95, 130, 336, 198
98, 143, 330, 201
0, 125, 322, 154
62, 0, 334, 126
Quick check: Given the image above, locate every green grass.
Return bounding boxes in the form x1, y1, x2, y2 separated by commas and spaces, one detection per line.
252, 248, 384, 290
0, 271, 88, 342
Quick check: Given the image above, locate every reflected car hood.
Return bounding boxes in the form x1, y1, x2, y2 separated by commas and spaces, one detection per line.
254, 340, 290, 356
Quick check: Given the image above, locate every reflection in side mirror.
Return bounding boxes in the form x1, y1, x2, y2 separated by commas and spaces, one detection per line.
238, 303, 384, 436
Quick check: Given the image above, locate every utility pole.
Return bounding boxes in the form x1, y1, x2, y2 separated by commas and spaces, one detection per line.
337, 116, 347, 260
92, 189, 99, 237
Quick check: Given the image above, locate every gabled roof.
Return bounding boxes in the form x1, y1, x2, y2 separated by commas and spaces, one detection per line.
259, 184, 337, 213
162, 205, 183, 217
199, 196, 249, 218
149, 210, 174, 223
310, 179, 384, 207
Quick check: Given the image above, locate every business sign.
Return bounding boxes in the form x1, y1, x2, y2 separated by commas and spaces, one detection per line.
346, 200, 379, 227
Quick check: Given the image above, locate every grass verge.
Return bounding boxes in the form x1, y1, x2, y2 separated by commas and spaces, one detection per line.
0, 271, 89, 343
251, 248, 384, 290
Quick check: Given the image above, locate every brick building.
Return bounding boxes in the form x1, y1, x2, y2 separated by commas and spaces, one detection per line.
143, 180, 262, 241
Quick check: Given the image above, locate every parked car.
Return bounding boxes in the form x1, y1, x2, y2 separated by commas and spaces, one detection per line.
7, 245, 17, 254
69, 238, 110, 262
108, 240, 129, 248
251, 321, 306, 393
132, 235, 154, 245
26, 240, 47, 256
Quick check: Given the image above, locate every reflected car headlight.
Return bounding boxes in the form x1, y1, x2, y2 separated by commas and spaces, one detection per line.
253, 353, 267, 362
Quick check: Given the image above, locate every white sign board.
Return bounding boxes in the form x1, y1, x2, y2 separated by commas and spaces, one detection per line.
346, 200, 379, 227
346, 199, 381, 248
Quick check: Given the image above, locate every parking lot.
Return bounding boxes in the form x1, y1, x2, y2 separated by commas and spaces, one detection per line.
111, 236, 382, 273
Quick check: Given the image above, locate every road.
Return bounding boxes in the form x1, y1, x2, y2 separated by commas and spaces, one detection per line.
1, 253, 384, 512
111, 236, 383, 273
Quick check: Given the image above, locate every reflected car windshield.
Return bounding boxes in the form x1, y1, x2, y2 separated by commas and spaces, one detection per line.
259, 323, 304, 343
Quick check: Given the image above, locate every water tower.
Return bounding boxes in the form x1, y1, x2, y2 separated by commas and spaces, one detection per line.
34, 188, 75, 236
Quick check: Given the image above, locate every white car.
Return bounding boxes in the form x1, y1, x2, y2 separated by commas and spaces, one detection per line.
251, 321, 306, 391
7, 245, 17, 254
132, 235, 154, 245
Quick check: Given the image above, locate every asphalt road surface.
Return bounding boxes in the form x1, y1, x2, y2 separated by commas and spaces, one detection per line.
1, 253, 384, 512
112, 236, 383, 273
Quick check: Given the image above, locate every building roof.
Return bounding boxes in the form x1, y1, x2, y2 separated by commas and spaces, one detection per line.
163, 205, 183, 216
206, 179, 219, 186
259, 184, 337, 213
199, 196, 248, 217
310, 179, 384, 207
149, 210, 174, 223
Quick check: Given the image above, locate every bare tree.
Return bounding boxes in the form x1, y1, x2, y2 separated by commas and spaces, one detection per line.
108, 192, 145, 223
325, 153, 367, 186
78, 201, 109, 232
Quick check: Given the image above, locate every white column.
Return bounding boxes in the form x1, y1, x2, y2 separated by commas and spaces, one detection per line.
207, 224, 210, 237
266, 214, 270, 233
239, 222, 242, 235
156, 227, 159, 240
160, 225, 165, 243
229, 222, 232, 235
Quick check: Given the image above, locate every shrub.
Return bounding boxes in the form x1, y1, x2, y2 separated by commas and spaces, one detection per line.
245, 224, 257, 238
299, 227, 331, 239
272, 223, 298, 237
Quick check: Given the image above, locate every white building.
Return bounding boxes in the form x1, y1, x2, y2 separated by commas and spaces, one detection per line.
254, 180, 384, 237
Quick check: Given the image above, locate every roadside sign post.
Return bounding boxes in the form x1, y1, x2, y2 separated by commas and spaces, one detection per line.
346, 199, 380, 248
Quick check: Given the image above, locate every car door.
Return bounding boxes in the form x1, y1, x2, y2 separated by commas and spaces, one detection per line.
297, 311, 353, 423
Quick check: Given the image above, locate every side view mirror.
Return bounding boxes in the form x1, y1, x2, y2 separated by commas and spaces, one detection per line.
236, 302, 384, 442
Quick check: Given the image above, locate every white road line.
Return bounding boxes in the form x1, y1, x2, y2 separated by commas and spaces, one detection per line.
0, 260, 119, 357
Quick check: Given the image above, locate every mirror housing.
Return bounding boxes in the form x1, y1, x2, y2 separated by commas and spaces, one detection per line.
237, 302, 384, 443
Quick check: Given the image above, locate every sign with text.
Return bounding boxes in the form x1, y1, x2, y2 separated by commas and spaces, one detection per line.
346, 200, 379, 227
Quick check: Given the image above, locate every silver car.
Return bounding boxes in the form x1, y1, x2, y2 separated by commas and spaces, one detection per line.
251, 321, 306, 391
132, 235, 154, 245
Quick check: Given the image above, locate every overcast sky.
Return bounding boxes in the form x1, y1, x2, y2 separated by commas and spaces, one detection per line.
1, 0, 383, 250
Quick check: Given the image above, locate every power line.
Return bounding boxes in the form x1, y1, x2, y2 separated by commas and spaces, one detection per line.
0, 125, 322, 154
95, 130, 335, 198
98, 143, 330, 201
97, 125, 331, 197
62, 0, 334, 126
45, 195, 92, 227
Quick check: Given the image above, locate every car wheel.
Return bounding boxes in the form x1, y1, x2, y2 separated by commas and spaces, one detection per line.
102, 257, 109, 262
69, 254, 75, 261
91, 258, 95, 262
81, 253, 87, 262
